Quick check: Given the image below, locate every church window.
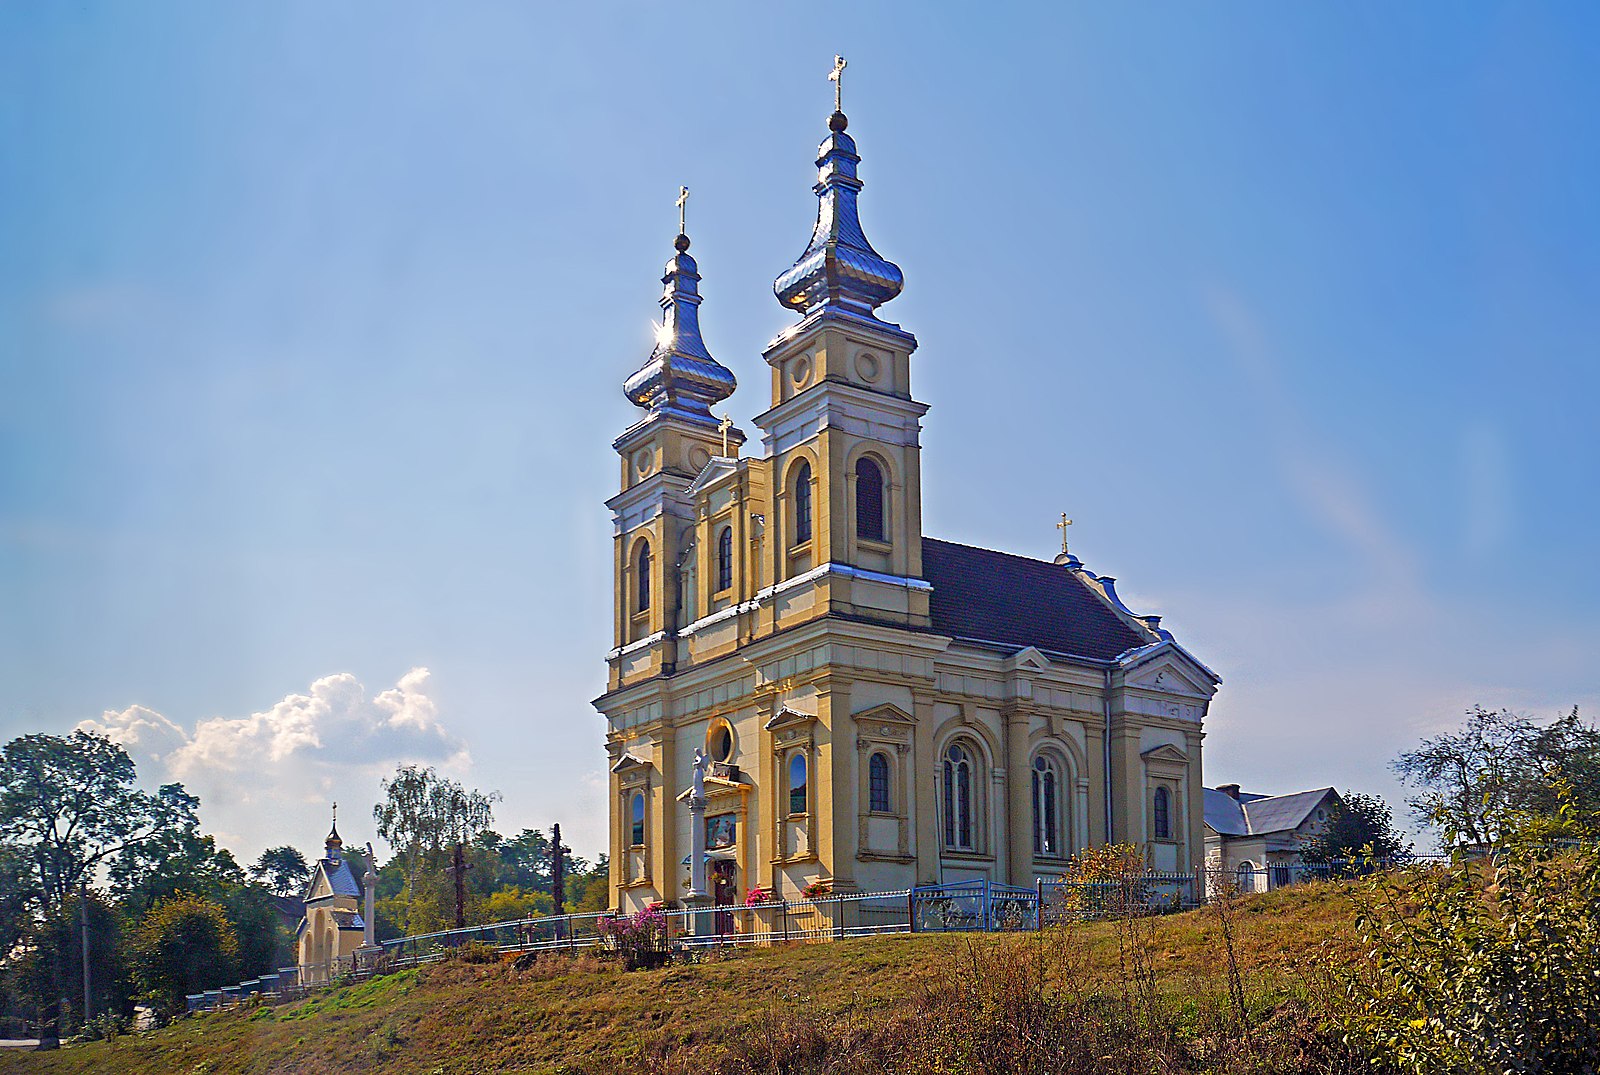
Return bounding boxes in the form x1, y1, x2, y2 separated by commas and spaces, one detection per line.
942, 743, 975, 850
793, 462, 813, 545
1153, 785, 1172, 840
1032, 756, 1060, 857
635, 542, 652, 613
788, 753, 808, 815
855, 457, 885, 541
869, 751, 892, 812
716, 527, 733, 592
630, 792, 645, 846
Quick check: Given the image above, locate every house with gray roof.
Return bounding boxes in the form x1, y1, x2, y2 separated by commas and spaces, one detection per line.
1203, 784, 1340, 892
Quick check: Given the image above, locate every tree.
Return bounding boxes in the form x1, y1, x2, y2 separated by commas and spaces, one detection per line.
372, 765, 499, 933
1394, 706, 1600, 844
12, 889, 128, 1033
1298, 791, 1410, 864
108, 784, 244, 914
250, 847, 310, 898
0, 731, 171, 917
1340, 790, 1600, 1071
132, 895, 237, 1017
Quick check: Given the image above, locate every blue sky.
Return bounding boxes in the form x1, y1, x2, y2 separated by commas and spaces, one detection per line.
2, 4, 1597, 861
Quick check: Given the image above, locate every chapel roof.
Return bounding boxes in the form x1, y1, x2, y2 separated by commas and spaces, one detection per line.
1203, 787, 1338, 838
304, 845, 366, 904
921, 538, 1151, 662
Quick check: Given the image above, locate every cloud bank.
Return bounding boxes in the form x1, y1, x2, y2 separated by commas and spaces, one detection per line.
77, 668, 468, 861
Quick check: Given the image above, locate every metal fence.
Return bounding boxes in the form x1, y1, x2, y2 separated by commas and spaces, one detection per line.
187, 857, 1445, 1011
910, 879, 1040, 932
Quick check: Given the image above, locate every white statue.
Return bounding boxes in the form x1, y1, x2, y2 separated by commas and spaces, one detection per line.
691, 747, 708, 799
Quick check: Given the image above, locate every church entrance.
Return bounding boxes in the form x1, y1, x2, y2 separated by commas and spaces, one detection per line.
711, 860, 737, 935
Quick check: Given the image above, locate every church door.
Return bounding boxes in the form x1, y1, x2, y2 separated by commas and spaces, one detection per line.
711, 860, 736, 935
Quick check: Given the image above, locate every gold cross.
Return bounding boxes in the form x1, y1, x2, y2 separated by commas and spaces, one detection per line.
718, 413, 733, 457
1056, 513, 1073, 555
676, 185, 689, 235
829, 55, 847, 112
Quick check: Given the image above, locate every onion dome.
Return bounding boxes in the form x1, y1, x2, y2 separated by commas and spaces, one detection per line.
773, 109, 904, 318
623, 232, 737, 427
325, 803, 342, 853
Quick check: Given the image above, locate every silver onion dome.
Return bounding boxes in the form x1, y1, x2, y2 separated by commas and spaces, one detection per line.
773, 111, 904, 317
623, 232, 737, 425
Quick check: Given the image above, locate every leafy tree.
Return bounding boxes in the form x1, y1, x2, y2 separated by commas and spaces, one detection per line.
1394, 705, 1600, 844
218, 884, 289, 978
568, 855, 610, 914
12, 889, 128, 1033
132, 895, 237, 1017
108, 784, 244, 914
250, 846, 310, 898
1340, 789, 1600, 1071
1298, 791, 1410, 865
373, 765, 499, 930
0, 731, 171, 917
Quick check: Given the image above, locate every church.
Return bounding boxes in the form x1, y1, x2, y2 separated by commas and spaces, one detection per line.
594, 64, 1220, 915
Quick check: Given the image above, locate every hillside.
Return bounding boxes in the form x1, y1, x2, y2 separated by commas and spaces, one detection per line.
0, 883, 1364, 1075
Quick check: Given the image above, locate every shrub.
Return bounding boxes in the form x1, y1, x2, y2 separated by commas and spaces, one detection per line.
1339, 790, 1600, 1072
601, 905, 669, 970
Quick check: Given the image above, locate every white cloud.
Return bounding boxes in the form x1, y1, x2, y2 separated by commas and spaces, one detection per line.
77, 668, 468, 863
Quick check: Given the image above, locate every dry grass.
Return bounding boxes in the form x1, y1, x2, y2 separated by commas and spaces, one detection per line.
0, 879, 1368, 1075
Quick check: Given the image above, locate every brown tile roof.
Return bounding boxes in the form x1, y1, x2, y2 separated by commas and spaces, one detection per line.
921, 538, 1150, 662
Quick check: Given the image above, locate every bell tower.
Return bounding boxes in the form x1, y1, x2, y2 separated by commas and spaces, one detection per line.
754, 64, 930, 628
607, 207, 745, 689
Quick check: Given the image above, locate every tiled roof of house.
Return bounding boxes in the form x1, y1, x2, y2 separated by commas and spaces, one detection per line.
1204, 787, 1338, 837
921, 538, 1150, 661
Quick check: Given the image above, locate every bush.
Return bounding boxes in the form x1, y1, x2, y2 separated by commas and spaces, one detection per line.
601, 906, 669, 971
1339, 792, 1600, 1072
449, 940, 500, 965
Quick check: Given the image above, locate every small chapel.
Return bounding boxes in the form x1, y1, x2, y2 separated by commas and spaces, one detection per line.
295, 810, 378, 983
594, 62, 1221, 914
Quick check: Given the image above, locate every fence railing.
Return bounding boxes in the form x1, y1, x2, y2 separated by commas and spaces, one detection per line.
188, 856, 1447, 1011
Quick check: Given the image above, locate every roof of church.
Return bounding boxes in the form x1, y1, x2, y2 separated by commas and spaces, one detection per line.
1204, 787, 1338, 837
921, 538, 1151, 661
304, 846, 366, 904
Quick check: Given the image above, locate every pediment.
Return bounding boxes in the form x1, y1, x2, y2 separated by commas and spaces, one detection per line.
852, 703, 915, 727
1120, 640, 1221, 696
305, 864, 333, 902
685, 457, 740, 497
1140, 743, 1189, 764
1005, 647, 1051, 673
610, 751, 652, 774
764, 704, 816, 732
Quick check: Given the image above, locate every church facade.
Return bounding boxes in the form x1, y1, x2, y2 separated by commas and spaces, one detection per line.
595, 90, 1220, 914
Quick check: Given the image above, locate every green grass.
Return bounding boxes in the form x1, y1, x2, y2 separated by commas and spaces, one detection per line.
0, 881, 1365, 1075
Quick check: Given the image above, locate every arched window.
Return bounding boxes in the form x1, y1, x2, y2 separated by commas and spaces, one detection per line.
629, 792, 645, 846
869, 752, 892, 813
788, 753, 808, 815
1237, 860, 1256, 893
716, 526, 733, 592
942, 743, 975, 850
1032, 756, 1060, 857
1153, 785, 1171, 840
635, 542, 652, 613
855, 457, 885, 542
792, 462, 813, 545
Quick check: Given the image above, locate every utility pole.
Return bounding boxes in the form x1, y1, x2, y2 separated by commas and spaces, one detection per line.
79, 881, 91, 1026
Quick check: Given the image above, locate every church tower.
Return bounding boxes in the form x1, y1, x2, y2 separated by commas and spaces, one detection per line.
607, 214, 744, 690
756, 82, 931, 629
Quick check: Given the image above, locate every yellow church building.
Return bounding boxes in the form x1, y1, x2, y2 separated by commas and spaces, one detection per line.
595, 77, 1220, 915
295, 814, 377, 984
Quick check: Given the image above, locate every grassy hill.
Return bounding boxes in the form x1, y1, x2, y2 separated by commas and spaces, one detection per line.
0, 882, 1365, 1074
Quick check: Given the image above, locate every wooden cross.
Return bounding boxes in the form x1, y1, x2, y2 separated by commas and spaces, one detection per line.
1057, 513, 1073, 555
676, 185, 689, 234
718, 413, 733, 457
829, 55, 847, 112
